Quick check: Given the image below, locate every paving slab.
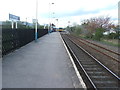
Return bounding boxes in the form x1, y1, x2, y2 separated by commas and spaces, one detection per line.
2, 32, 83, 88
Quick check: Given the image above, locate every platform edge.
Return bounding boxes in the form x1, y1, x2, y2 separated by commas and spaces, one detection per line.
59, 33, 87, 89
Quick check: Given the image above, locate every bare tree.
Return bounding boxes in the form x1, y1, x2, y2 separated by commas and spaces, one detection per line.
81, 16, 113, 38
82, 16, 113, 31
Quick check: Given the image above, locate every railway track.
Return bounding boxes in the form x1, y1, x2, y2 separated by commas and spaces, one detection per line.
69, 34, 119, 63
66, 34, 119, 76
61, 34, 120, 89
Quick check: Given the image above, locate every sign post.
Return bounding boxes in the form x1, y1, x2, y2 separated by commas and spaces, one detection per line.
9, 14, 20, 29
16, 21, 17, 29
11, 20, 14, 29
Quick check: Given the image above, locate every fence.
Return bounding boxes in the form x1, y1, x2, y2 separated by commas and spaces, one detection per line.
2, 29, 48, 55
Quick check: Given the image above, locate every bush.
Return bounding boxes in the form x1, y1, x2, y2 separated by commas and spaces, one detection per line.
108, 33, 117, 39
75, 25, 81, 35
93, 28, 104, 41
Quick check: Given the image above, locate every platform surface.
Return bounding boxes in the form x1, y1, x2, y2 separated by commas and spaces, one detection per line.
3, 32, 83, 88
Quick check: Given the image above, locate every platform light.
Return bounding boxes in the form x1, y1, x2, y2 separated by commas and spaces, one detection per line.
35, 0, 38, 41
48, 2, 55, 34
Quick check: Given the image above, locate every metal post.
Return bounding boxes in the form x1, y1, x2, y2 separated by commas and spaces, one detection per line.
48, 3, 50, 34
56, 19, 58, 31
51, 3, 54, 32
26, 18, 27, 26
68, 21, 70, 31
48, 24, 49, 33
16, 21, 17, 29
48, 3, 54, 34
35, 0, 38, 41
52, 12, 55, 30
11, 21, 14, 29
44, 24, 46, 29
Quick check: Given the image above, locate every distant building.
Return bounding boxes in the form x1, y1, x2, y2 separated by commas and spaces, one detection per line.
22, 22, 34, 28
118, 1, 120, 26
103, 28, 116, 35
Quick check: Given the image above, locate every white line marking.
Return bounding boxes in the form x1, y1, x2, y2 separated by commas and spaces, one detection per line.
59, 33, 87, 89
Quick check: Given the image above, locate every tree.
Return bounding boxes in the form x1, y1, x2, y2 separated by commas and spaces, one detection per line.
82, 16, 113, 31
93, 28, 104, 41
67, 23, 82, 35
74, 25, 81, 35
81, 16, 113, 39
2, 21, 11, 29
2, 21, 29, 29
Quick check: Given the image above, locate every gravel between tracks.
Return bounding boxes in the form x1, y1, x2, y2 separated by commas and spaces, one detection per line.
61, 34, 119, 89
65, 34, 119, 77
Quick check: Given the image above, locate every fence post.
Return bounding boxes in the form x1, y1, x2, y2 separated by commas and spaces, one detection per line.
11, 21, 14, 29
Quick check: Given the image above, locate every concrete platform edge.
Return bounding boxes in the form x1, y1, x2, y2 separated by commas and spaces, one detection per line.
59, 34, 87, 89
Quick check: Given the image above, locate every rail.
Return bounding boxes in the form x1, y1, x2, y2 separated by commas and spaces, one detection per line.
68, 35, 119, 63
61, 34, 119, 89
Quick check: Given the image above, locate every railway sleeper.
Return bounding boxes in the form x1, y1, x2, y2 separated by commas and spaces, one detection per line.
61, 34, 119, 89
87, 72, 106, 74
94, 81, 118, 86
84, 67, 102, 71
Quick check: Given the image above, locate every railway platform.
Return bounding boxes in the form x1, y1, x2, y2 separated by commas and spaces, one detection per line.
2, 32, 85, 88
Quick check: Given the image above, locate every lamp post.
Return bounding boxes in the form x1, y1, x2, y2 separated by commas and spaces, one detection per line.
52, 12, 55, 24
48, 2, 54, 34
56, 19, 58, 31
35, 0, 38, 41
68, 21, 70, 31
26, 18, 27, 26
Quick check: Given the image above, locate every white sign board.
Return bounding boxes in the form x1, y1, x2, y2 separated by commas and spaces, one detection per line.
32, 19, 38, 23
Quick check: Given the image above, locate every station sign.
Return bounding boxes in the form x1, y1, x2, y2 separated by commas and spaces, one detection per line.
9, 14, 20, 21
9, 14, 20, 29
32, 19, 38, 23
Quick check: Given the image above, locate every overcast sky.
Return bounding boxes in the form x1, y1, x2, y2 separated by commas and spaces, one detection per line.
0, 0, 119, 27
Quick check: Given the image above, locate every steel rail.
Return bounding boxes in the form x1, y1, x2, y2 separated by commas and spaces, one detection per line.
68, 35, 120, 63
61, 35, 97, 89
70, 35, 120, 55
65, 35, 120, 80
